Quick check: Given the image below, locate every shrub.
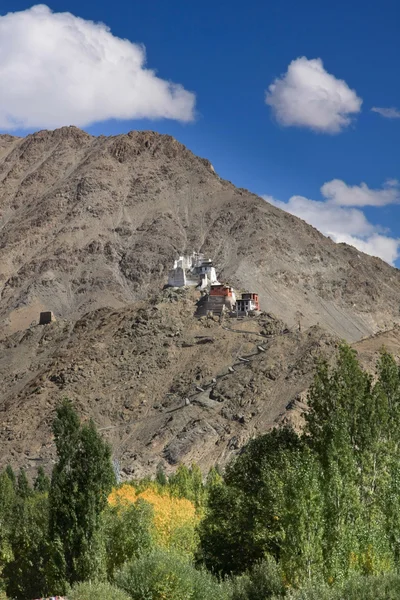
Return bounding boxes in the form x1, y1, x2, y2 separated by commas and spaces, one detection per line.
116, 547, 229, 600
230, 557, 286, 600
285, 573, 400, 600
68, 580, 131, 600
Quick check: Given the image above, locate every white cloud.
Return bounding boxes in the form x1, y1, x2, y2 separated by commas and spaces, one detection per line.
0, 5, 196, 130
321, 178, 400, 207
372, 107, 400, 119
264, 179, 400, 265
265, 57, 362, 133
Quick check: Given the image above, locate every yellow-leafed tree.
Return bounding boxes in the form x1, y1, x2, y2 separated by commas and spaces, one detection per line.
108, 484, 199, 556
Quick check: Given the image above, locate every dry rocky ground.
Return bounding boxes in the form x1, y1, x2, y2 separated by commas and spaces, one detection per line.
1, 127, 400, 477
0, 288, 338, 478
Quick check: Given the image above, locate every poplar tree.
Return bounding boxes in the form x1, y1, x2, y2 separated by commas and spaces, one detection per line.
16, 468, 31, 500
48, 400, 115, 587
34, 466, 50, 493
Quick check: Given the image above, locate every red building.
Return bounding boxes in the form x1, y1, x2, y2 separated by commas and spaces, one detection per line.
209, 284, 236, 299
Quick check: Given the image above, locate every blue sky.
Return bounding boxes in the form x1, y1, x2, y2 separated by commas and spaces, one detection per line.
0, 0, 399, 264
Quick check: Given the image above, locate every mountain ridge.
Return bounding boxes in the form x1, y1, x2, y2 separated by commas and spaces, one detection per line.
1, 127, 400, 476
1, 126, 399, 342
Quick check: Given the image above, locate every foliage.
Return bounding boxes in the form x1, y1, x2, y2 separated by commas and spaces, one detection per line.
68, 580, 131, 600
230, 556, 286, 600
109, 483, 199, 556
103, 498, 154, 579
206, 466, 223, 489
284, 573, 400, 600
3, 345, 400, 597
169, 464, 207, 508
16, 468, 31, 499
200, 345, 400, 586
4, 467, 15, 488
0, 472, 15, 588
34, 466, 50, 492
200, 427, 304, 576
3, 492, 50, 600
49, 399, 116, 588
116, 547, 230, 600
155, 463, 168, 487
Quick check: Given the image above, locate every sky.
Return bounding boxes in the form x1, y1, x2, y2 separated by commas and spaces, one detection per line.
0, 0, 399, 265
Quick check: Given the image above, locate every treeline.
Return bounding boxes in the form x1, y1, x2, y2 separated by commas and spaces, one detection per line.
0, 400, 224, 599
3, 346, 400, 599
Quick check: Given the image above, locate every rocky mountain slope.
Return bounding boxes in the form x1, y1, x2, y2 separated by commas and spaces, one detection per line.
0, 288, 338, 478
2, 126, 400, 477
1, 126, 400, 342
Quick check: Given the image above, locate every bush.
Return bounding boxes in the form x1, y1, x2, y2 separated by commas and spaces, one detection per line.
68, 580, 131, 600
285, 573, 400, 600
230, 557, 286, 600
116, 547, 229, 600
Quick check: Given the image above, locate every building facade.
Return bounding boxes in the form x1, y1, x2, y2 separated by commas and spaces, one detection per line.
236, 292, 260, 315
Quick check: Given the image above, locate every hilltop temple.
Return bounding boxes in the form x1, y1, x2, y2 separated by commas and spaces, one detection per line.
167, 252, 220, 289
167, 252, 260, 318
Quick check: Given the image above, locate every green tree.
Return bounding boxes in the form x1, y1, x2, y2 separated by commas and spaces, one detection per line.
68, 580, 131, 600
206, 466, 223, 490
4, 493, 50, 600
0, 471, 16, 588
16, 469, 31, 500
305, 345, 396, 580
200, 427, 304, 576
201, 345, 400, 585
155, 463, 167, 487
169, 464, 192, 499
4, 466, 15, 489
169, 464, 206, 508
49, 400, 115, 588
102, 498, 154, 579
34, 466, 50, 493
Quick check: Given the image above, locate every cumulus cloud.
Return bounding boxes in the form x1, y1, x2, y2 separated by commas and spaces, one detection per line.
371, 107, 400, 119
264, 179, 400, 265
0, 5, 196, 130
265, 57, 362, 133
321, 178, 400, 207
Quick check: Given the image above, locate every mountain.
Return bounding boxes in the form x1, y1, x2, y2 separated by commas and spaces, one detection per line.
0, 288, 338, 478
1, 126, 400, 477
1, 126, 400, 342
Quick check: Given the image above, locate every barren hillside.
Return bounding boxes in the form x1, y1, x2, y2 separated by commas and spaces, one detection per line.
0, 289, 338, 478
2, 127, 400, 477
1, 126, 400, 341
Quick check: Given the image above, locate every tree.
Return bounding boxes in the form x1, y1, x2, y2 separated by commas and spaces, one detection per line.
200, 345, 400, 585
305, 345, 396, 580
34, 466, 50, 493
4, 493, 50, 600
200, 427, 304, 576
16, 468, 31, 500
5, 466, 16, 489
0, 471, 16, 589
116, 547, 229, 600
169, 464, 206, 508
48, 400, 115, 588
155, 463, 167, 487
206, 466, 223, 490
103, 499, 154, 579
